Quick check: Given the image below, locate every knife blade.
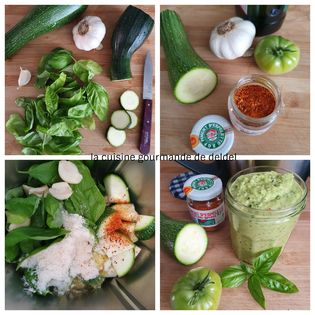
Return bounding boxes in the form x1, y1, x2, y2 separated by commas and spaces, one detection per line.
139, 50, 153, 155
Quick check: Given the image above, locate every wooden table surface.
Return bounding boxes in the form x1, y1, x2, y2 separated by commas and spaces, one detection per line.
160, 5, 310, 155
5, 5, 155, 155
160, 161, 310, 310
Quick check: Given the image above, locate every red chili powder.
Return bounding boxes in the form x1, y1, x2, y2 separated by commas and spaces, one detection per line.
234, 84, 276, 118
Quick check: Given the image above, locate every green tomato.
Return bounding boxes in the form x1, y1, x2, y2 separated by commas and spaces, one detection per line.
254, 35, 300, 75
170, 267, 222, 310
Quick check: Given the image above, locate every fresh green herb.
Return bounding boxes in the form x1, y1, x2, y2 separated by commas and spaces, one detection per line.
219, 247, 299, 310
6, 47, 109, 155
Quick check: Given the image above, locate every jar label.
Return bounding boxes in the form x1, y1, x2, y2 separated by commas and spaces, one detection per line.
188, 202, 225, 227
199, 123, 225, 149
191, 177, 214, 190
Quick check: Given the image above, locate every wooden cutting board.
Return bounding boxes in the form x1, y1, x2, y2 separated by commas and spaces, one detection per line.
160, 161, 310, 310
5, 5, 155, 155
160, 5, 310, 155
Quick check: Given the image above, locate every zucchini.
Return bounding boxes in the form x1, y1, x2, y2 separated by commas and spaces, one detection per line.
103, 174, 130, 204
118, 221, 138, 242
107, 126, 127, 147
120, 90, 139, 110
110, 5, 154, 81
98, 231, 135, 258
111, 248, 135, 277
111, 204, 138, 222
160, 212, 208, 265
160, 10, 218, 104
126, 111, 138, 129
135, 215, 155, 240
95, 208, 123, 238
110, 110, 131, 130
5, 5, 88, 60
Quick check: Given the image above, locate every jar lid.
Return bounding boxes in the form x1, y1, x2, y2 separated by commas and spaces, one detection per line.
190, 115, 234, 155
183, 174, 223, 201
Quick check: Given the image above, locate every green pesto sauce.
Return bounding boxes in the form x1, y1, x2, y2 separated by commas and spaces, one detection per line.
230, 171, 303, 210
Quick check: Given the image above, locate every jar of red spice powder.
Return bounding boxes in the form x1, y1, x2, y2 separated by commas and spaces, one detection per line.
228, 74, 283, 135
183, 174, 225, 231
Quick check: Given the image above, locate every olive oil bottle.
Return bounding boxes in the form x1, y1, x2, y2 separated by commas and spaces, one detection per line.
235, 5, 288, 37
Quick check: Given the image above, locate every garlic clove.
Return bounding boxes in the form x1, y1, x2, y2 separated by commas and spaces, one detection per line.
23, 184, 49, 197
58, 160, 83, 184
8, 217, 31, 231
17, 67, 31, 89
49, 182, 73, 200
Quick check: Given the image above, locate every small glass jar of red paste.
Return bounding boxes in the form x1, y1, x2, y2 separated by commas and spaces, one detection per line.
183, 174, 225, 231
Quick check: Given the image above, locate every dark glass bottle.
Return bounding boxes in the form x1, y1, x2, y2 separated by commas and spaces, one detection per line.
235, 5, 288, 37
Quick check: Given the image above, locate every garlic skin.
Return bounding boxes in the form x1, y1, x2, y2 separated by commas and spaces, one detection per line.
49, 182, 73, 200
17, 67, 31, 89
58, 160, 83, 184
210, 17, 256, 60
73, 16, 106, 51
23, 184, 49, 197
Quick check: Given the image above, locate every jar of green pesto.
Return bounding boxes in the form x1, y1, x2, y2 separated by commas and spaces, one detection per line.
225, 166, 307, 264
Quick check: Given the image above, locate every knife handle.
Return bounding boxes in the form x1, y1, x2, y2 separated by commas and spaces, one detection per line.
139, 99, 152, 155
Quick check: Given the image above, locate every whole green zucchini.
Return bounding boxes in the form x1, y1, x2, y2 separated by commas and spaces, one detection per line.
5, 5, 88, 60
110, 5, 154, 81
160, 10, 218, 104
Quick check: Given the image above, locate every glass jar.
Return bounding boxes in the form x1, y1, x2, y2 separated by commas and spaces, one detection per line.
228, 74, 283, 135
225, 166, 307, 264
183, 174, 225, 231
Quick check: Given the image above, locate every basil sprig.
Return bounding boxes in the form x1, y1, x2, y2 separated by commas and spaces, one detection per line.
219, 247, 299, 310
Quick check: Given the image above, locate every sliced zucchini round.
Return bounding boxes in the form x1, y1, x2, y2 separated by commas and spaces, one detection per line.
107, 126, 126, 147
135, 215, 155, 240
120, 90, 139, 110
110, 110, 131, 130
126, 111, 138, 129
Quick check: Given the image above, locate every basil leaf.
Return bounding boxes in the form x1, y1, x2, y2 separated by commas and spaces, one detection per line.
45, 86, 59, 115
253, 247, 282, 274
37, 54, 54, 73
5, 186, 25, 202
5, 244, 20, 263
5, 211, 29, 224
6, 114, 27, 137
22, 147, 44, 155
16, 132, 43, 147
43, 144, 83, 155
81, 117, 95, 130
68, 103, 93, 119
37, 126, 53, 148
19, 239, 41, 254
77, 59, 103, 75
48, 131, 83, 152
73, 61, 95, 83
45, 194, 63, 228
259, 272, 299, 294
59, 89, 82, 106
240, 260, 254, 274
48, 52, 72, 70
248, 275, 266, 310
31, 197, 46, 228
5, 194, 41, 217
219, 265, 249, 288
5, 227, 69, 248
86, 81, 109, 122
24, 105, 35, 132
15, 97, 34, 109
49, 72, 67, 92
34, 70, 51, 89
22, 161, 60, 185
61, 64, 74, 74
34, 99, 50, 128
67, 161, 106, 222
46, 118, 81, 137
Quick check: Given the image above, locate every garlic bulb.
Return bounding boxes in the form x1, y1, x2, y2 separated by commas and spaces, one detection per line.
72, 16, 106, 51
210, 17, 256, 60
58, 160, 83, 184
17, 67, 31, 89
49, 182, 73, 200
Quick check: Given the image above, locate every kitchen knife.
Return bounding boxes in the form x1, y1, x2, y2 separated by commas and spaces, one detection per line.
139, 50, 153, 155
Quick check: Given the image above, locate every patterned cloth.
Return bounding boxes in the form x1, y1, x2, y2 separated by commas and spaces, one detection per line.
169, 171, 197, 200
